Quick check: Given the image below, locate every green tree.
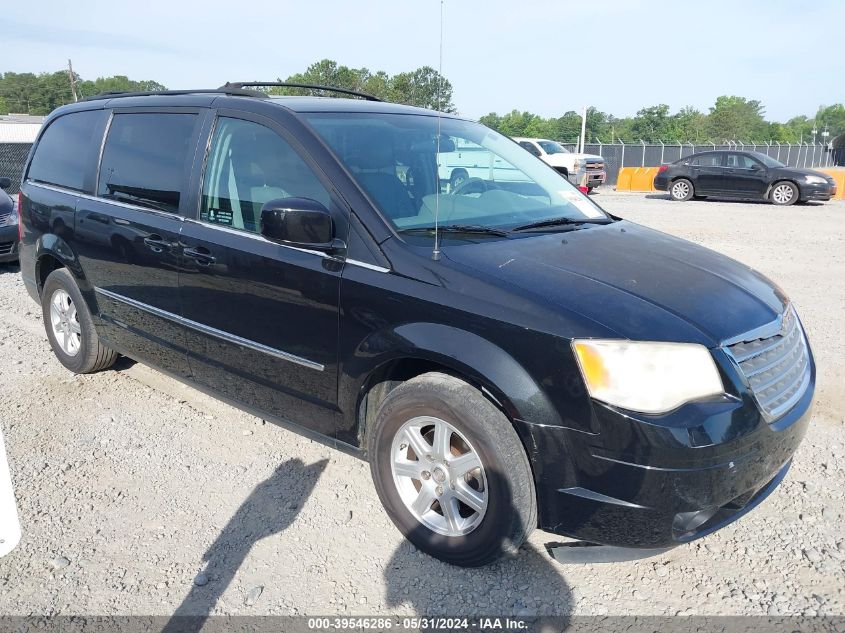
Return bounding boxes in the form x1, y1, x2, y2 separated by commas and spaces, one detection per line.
707, 96, 768, 142
629, 104, 672, 141
671, 106, 707, 142
273, 59, 455, 112
0, 96, 8, 115
77, 75, 166, 98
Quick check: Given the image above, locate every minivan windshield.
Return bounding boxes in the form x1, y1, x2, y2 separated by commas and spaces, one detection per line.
304, 113, 607, 235
537, 140, 569, 155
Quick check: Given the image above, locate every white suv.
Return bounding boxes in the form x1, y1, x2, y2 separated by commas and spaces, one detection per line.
513, 138, 606, 191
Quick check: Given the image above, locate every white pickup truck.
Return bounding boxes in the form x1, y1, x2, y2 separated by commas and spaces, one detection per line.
512, 137, 607, 191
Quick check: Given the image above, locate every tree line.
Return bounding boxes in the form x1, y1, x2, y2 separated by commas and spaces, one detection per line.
0, 59, 454, 116
480, 98, 845, 145
1, 62, 842, 144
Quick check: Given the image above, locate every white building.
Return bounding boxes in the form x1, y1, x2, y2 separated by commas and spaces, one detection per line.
0, 114, 44, 143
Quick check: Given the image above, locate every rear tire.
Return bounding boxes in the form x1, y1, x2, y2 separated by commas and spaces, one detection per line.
770, 181, 798, 206
42, 268, 118, 374
368, 372, 536, 567
669, 178, 694, 201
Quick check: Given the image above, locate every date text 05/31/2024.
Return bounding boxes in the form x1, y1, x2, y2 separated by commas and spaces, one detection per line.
307, 617, 530, 630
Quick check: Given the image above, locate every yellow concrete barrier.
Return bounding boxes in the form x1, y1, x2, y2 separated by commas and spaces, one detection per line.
616, 167, 660, 192
819, 168, 845, 200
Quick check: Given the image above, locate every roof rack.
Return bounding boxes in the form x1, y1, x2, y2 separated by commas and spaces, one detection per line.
81, 87, 269, 102
220, 82, 383, 102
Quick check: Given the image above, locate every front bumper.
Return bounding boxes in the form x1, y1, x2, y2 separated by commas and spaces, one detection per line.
800, 181, 835, 201
586, 170, 606, 188
0, 224, 19, 263
516, 355, 814, 549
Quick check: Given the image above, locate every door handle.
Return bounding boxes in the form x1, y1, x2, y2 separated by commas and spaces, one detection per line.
183, 246, 216, 266
143, 235, 171, 253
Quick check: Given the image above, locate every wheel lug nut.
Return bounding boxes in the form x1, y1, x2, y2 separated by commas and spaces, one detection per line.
421, 471, 431, 480
435, 485, 443, 496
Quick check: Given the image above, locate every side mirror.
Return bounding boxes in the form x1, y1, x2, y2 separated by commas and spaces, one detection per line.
750, 163, 761, 171
0, 177, 11, 190
260, 198, 342, 253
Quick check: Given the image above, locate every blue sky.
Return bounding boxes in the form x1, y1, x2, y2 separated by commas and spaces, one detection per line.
3, 0, 842, 121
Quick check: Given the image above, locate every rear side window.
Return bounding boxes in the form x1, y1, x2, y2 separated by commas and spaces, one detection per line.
98, 113, 198, 214
689, 154, 722, 167
28, 110, 105, 192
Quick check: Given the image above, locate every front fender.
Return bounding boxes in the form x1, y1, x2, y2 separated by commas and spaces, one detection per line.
339, 321, 563, 435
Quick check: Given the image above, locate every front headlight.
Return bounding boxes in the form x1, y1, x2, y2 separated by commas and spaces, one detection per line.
572, 339, 724, 414
804, 175, 828, 185
572, 159, 582, 170
0, 209, 17, 228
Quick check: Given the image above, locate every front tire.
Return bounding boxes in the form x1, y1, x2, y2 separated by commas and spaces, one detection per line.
42, 268, 118, 374
669, 178, 694, 201
368, 372, 536, 567
770, 181, 798, 206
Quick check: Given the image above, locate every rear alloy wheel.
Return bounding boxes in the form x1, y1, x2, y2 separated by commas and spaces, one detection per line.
770, 181, 798, 206
42, 268, 118, 374
369, 372, 536, 567
669, 178, 694, 201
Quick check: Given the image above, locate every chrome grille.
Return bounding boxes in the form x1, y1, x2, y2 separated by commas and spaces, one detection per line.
725, 307, 810, 421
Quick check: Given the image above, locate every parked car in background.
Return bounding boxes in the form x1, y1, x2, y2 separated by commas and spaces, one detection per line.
0, 177, 19, 263
513, 137, 606, 191
18, 86, 814, 567
654, 150, 837, 205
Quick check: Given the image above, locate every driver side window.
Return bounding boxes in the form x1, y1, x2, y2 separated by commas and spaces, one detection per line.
201, 117, 330, 233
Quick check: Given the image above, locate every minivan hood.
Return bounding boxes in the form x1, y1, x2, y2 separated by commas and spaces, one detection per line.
443, 221, 787, 346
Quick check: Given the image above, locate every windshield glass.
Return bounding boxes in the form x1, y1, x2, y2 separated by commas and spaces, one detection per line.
303, 113, 606, 233
537, 140, 569, 155
750, 151, 785, 168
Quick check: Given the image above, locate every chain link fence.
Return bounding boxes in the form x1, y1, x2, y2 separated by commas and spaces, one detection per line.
0, 143, 32, 195
2, 140, 842, 194
561, 142, 840, 186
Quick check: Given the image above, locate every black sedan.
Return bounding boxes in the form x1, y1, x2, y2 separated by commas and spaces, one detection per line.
654, 150, 836, 205
0, 177, 19, 263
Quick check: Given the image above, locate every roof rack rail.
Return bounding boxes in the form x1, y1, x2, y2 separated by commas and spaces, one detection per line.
221, 82, 383, 102
81, 87, 269, 102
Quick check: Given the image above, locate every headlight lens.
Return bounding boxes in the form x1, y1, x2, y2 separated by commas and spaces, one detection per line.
573, 159, 582, 170
572, 339, 724, 414
804, 175, 828, 185
0, 209, 17, 227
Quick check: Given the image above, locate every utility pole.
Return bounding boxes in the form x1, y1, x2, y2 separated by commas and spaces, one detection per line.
579, 105, 587, 154
67, 59, 78, 102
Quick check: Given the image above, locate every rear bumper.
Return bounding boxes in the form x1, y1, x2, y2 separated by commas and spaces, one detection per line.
516, 354, 814, 549
653, 175, 669, 191
0, 225, 19, 262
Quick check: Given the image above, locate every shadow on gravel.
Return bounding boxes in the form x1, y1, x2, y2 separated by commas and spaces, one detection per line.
383, 469, 573, 622
162, 457, 328, 633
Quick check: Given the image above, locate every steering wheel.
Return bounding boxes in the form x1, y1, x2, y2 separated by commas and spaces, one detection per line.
451, 177, 489, 196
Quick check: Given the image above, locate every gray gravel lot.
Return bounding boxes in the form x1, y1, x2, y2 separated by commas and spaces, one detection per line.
0, 191, 843, 617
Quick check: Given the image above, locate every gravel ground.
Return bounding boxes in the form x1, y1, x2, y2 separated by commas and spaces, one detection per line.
0, 191, 843, 618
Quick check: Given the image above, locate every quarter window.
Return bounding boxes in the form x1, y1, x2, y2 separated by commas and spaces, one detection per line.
200, 117, 330, 233
98, 113, 198, 213
28, 110, 105, 192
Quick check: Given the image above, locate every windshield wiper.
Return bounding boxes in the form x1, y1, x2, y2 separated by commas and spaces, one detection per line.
511, 216, 612, 232
399, 224, 510, 237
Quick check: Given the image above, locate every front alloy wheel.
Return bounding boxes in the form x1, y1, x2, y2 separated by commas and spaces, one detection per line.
391, 416, 488, 537
770, 181, 798, 206
369, 372, 537, 567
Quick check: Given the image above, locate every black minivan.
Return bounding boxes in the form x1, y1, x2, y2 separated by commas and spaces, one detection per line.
18, 86, 814, 567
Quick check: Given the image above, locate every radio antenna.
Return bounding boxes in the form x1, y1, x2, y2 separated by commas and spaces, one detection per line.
432, 0, 445, 261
